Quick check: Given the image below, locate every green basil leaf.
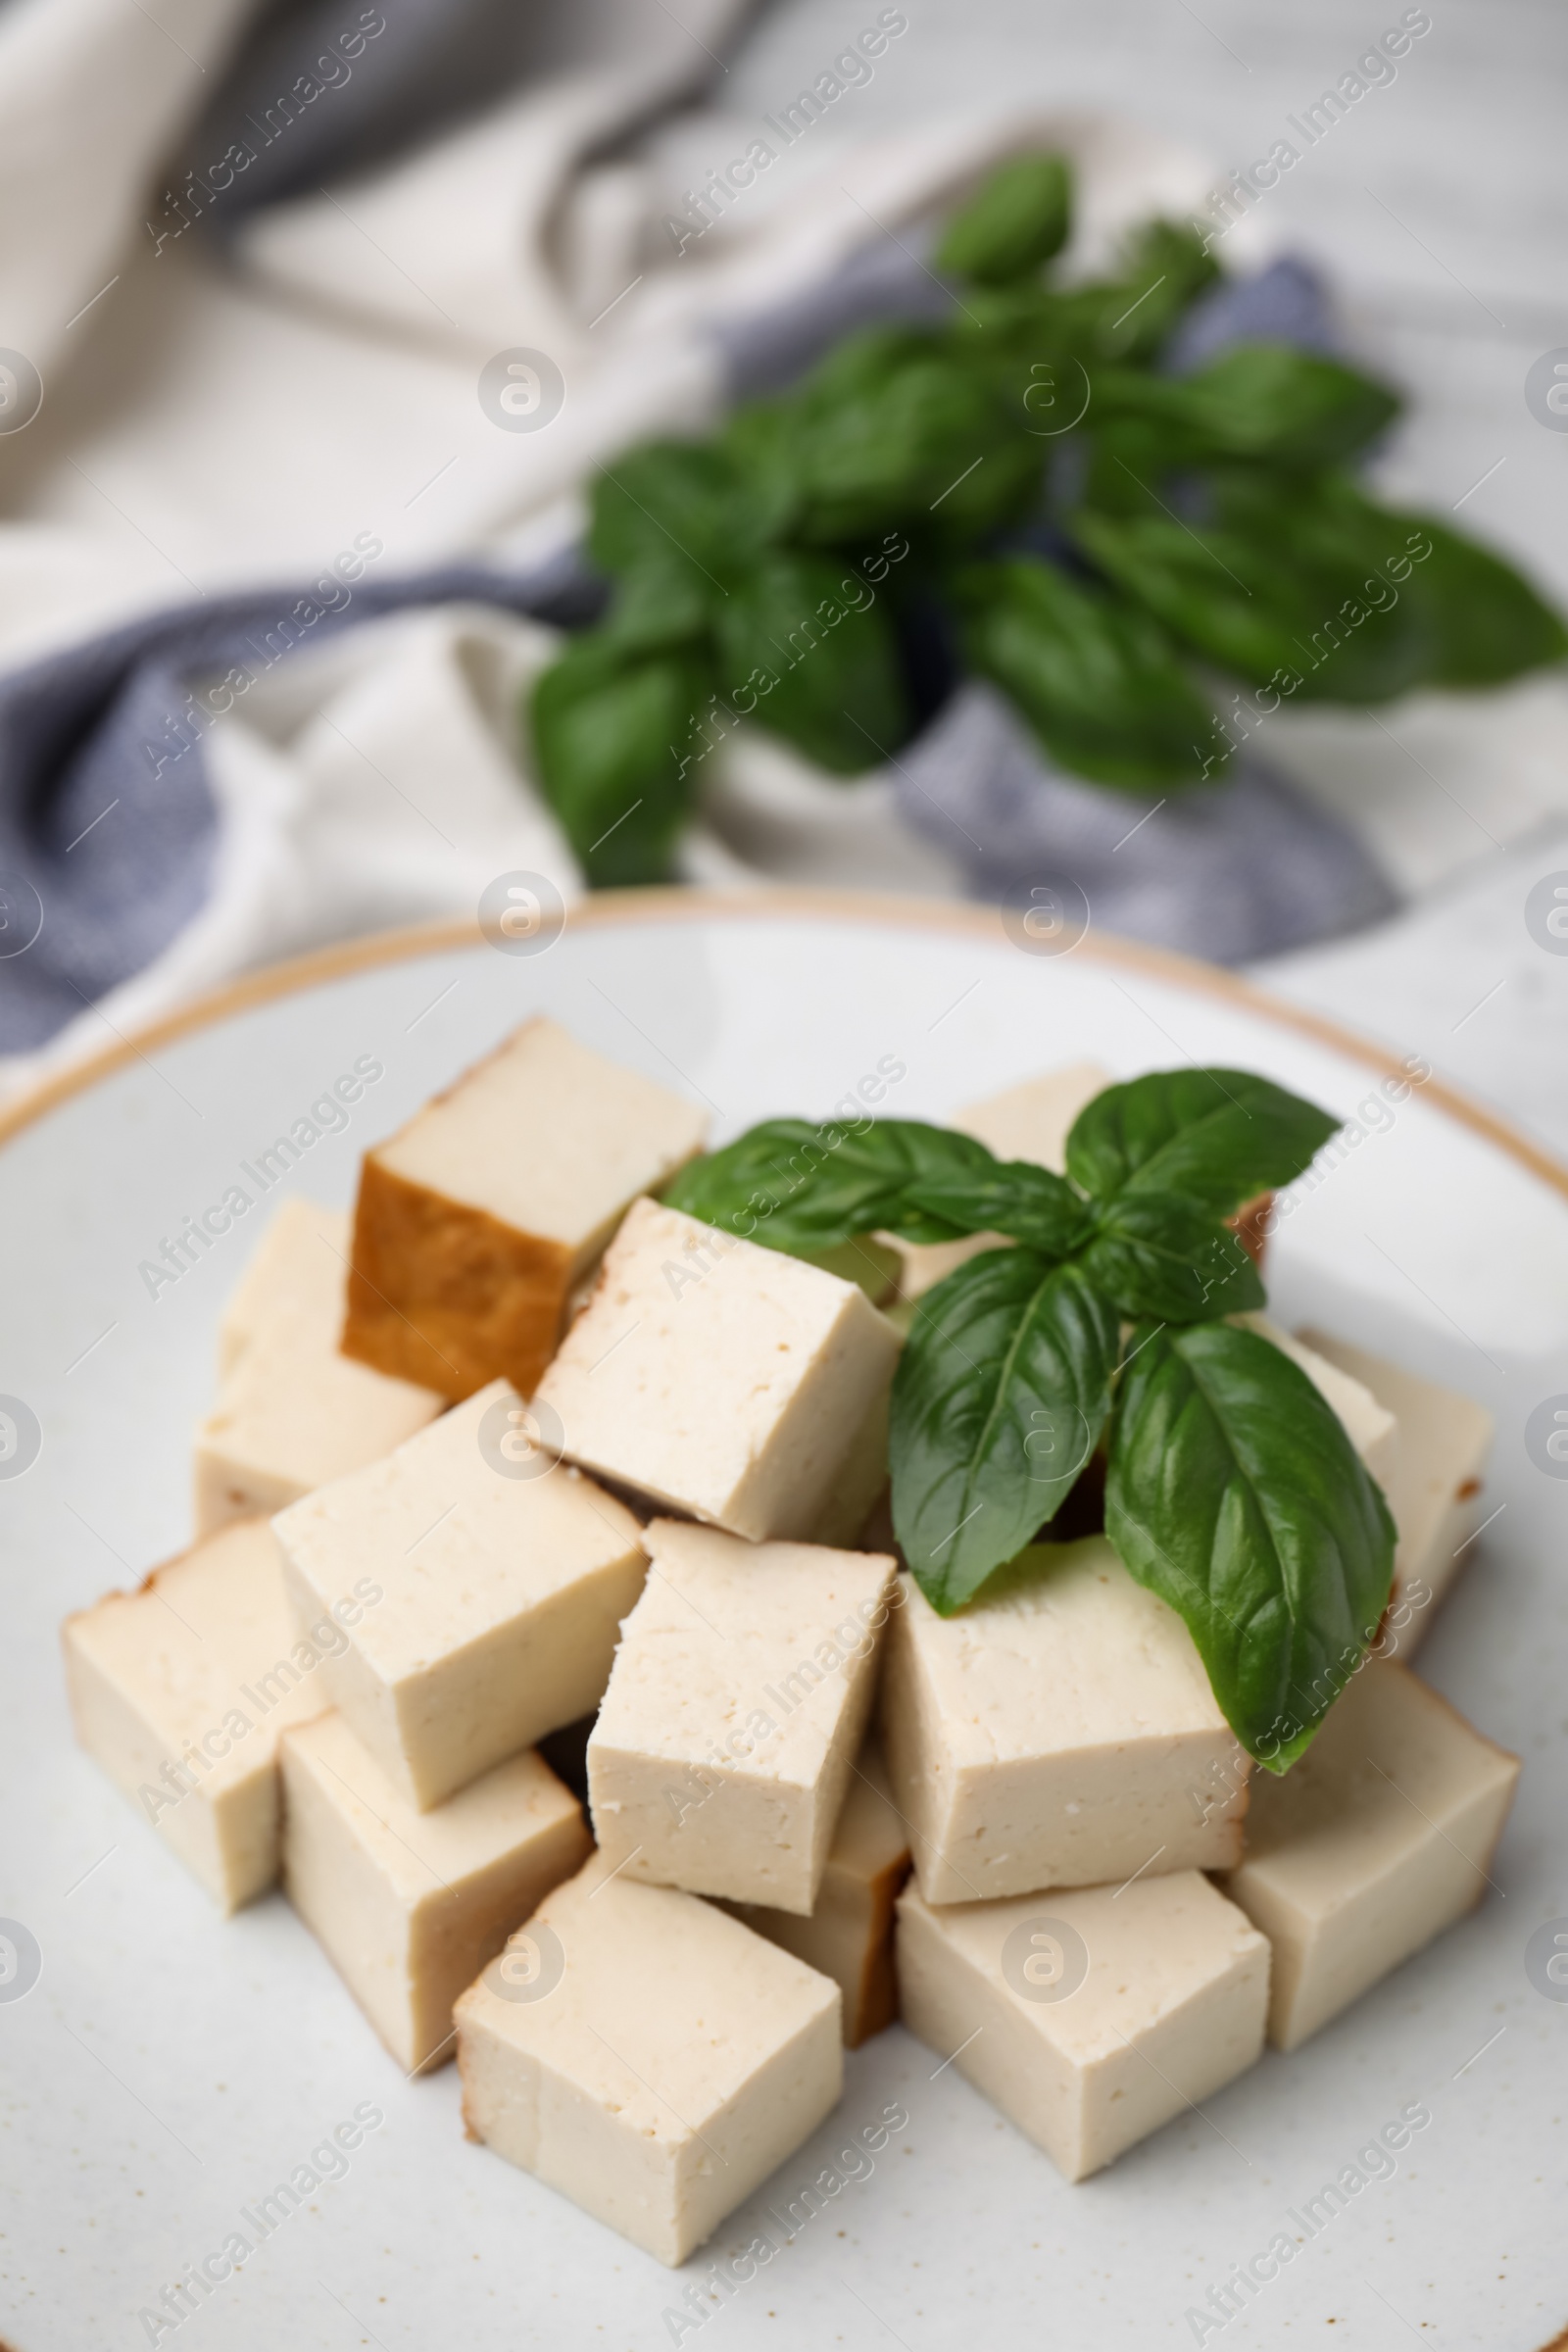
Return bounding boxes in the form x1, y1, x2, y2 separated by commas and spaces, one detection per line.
529, 633, 709, 884
934, 153, 1073, 286
946, 220, 1215, 374
662, 1117, 997, 1251
1104, 1321, 1396, 1767
784, 327, 1040, 544
891, 1252, 1120, 1610
1103, 219, 1222, 361
956, 557, 1221, 788
590, 442, 763, 592
1084, 347, 1399, 483
1072, 505, 1432, 705
905, 1161, 1093, 1258
599, 566, 711, 655
1369, 511, 1567, 688
712, 551, 909, 774
1081, 1191, 1264, 1323
1173, 343, 1400, 467
1206, 473, 1566, 693
1065, 1067, 1338, 1211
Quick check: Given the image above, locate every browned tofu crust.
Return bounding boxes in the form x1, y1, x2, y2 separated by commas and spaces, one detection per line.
342, 1153, 574, 1400
850, 1849, 914, 2048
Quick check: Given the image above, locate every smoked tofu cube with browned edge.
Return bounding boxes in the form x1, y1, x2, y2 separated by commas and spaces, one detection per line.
280, 1711, 591, 2073
455, 1852, 842, 2264
1297, 1328, 1494, 1628
342, 1017, 709, 1400
535, 1198, 902, 1542
895, 1063, 1110, 1300
272, 1382, 647, 1810
1219, 1658, 1519, 2052
587, 1519, 897, 1913
195, 1199, 443, 1536
62, 1519, 331, 1912
882, 1538, 1250, 1904
728, 1738, 911, 2044
897, 1871, 1268, 2180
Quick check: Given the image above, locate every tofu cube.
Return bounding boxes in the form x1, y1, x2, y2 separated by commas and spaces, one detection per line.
1219, 1658, 1519, 2051
1297, 1328, 1494, 1626
536, 1198, 902, 1542
897, 1871, 1268, 2180
218, 1195, 350, 1375
811, 1376, 893, 1548
343, 1017, 709, 1400
455, 1852, 842, 2264
587, 1519, 897, 1913
728, 1738, 911, 2045
62, 1519, 327, 1912
882, 1538, 1250, 1904
273, 1382, 647, 1810
896, 1063, 1109, 1300
195, 1199, 443, 1537
280, 1711, 591, 2073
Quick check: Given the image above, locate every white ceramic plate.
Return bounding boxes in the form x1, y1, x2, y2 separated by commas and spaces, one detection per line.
3, 892, 1565, 2352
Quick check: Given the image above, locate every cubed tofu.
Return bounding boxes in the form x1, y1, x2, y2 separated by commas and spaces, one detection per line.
1238, 1313, 1396, 1488
1219, 1658, 1519, 2052
195, 1200, 443, 1538
1297, 1329, 1494, 1626
895, 1063, 1109, 1300
811, 1375, 893, 1548
273, 1383, 647, 1810
882, 1539, 1250, 1904
62, 1519, 326, 1912
342, 1017, 709, 1400
587, 1520, 897, 1913
280, 1711, 591, 2073
455, 1852, 842, 2265
897, 1871, 1268, 2180
728, 1738, 911, 2045
535, 1198, 902, 1543
218, 1195, 344, 1376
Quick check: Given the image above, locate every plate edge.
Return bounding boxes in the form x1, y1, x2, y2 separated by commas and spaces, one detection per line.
1, 886, 1564, 1200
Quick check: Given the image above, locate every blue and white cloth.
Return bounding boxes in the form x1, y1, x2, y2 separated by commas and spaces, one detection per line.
0, 0, 1551, 1094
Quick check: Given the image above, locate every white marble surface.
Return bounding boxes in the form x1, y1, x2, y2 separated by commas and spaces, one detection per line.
733, 0, 1568, 1162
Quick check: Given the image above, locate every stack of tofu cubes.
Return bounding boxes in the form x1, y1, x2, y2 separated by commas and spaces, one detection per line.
62, 1023, 1520, 2267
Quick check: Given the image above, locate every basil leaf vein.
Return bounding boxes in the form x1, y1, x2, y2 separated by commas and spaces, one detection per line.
1103, 1319, 1396, 1768
1065, 1067, 1339, 1212
891, 1252, 1120, 1612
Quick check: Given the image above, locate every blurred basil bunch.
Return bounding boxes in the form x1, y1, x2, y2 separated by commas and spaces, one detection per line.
528, 150, 1565, 885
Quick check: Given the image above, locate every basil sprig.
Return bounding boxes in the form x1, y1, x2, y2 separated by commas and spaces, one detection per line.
662, 1068, 1395, 1769
530, 149, 1564, 882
